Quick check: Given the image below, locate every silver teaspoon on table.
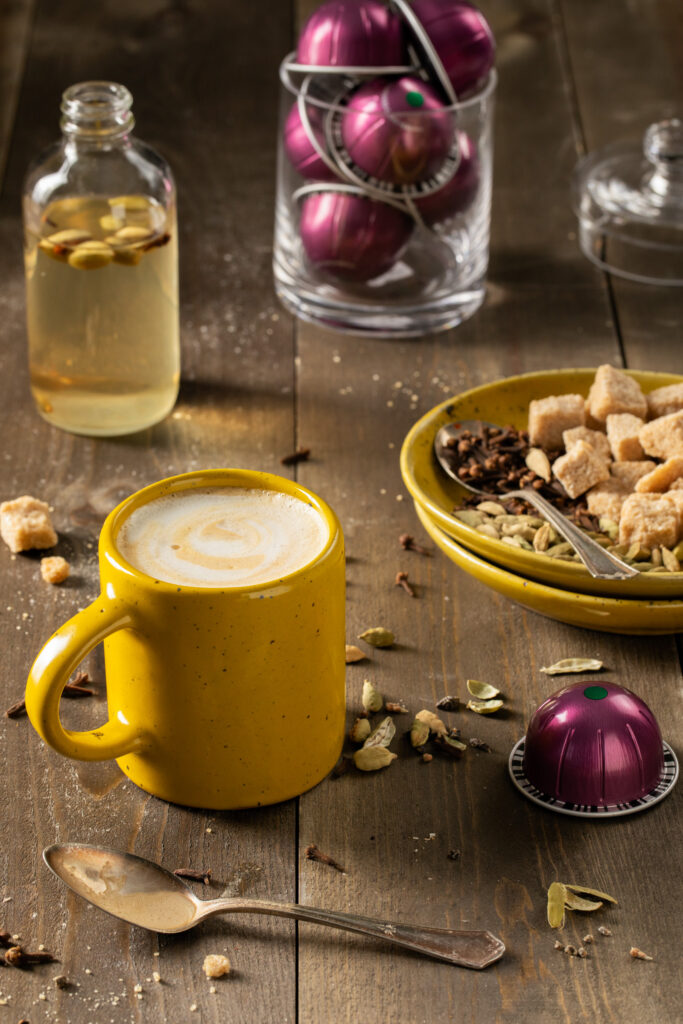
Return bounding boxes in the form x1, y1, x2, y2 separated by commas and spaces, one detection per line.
434, 420, 638, 581
43, 844, 505, 969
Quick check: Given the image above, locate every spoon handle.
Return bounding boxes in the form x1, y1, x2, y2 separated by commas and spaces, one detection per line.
196, 898, 503, 968
516, 488, 639, 581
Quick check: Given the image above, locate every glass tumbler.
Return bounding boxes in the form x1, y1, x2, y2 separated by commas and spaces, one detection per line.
273, 64, 496, 336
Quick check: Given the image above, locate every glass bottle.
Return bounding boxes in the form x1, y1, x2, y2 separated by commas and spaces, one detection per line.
22, 81, 180, 436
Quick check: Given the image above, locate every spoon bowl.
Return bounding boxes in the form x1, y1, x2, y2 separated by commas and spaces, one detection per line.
434, 419, 638, 581
44, 844, 504, 969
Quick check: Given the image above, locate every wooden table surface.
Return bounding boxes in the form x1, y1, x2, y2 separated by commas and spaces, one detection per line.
1, 1, 681, 1022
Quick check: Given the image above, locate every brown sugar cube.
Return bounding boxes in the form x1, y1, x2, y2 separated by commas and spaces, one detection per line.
586, 479, 629, 520
587, 365, 647, 424
610, 460, 657, 488
639, 410, 683, 459
40, 555, 70, 584
562, 426, 611, 460
618, 493, 679, 549
203, 954, 231, 979
528, 394, 585, 449
552, 440, 610, 499
635, 455, 683, 494
647, 382, 683, 419
0, 495, 58, 553
606, 413, 645, 461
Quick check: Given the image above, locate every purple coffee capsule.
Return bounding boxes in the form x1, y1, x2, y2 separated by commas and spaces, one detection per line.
340, 76, 455, 186
413, 130, 478, 222
299, 188, 413, 282
509, 681, 678, 818
407, 0, 495, 97
283, 101, 339, 181
296, 0, 407, 69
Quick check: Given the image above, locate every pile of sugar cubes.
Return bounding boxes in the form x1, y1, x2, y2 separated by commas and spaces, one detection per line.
528, 365, 683, 551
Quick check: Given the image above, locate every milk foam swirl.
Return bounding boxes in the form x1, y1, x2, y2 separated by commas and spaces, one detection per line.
117, 488, 328, 587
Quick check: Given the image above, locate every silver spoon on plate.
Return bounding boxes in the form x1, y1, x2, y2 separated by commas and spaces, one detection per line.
434, 420, 638, 581
44, 844, 504, 970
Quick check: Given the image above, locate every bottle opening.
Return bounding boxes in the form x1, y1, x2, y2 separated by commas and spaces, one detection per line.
60, 81, 134, 139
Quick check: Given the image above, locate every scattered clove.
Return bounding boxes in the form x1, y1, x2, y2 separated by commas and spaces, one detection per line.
4, 945, 58, 968
53, 974, 69, 989
331, 756, 352, 778
398, 533, 430, 555
5, 671, 95, 718
173, 868, 212, 885
280, 447, 310, 466
447, 849, 460, 861
395, 571, 416, 597
305, 844, 345, 873
469, 737, 491, 751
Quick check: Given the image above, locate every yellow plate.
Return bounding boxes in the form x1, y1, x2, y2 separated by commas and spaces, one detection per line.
400, 368, 683, 599
414, 500, 683, 635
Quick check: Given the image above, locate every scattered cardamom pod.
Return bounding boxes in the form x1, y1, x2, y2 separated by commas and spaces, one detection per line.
361, 679, 383, 713
547, 881, 617, 930
661, 547, 681, 572
466, 698, 503, 715
415, 709, 448, 736
358, 627, 395, 648
540, 658, 604, 675
434, 734, 466, 757
564, 892, 603, 912
564, 883, 617, 904
362, 716, 395, 749
67, 239, 114, 270
345, 644, 366, 663
466, 679, 500, 700
409, 719, 430, 748
353, 746, 397, 772
349, 718, 371, 744
547, 882, 567, 929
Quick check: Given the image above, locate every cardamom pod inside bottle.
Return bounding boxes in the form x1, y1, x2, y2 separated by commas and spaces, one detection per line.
22, 81, 180, 436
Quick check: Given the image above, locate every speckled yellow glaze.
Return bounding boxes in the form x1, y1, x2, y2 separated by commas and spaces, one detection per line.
26, 470, 346, 809
400, 368, 683, 599
414, 500, 683, 635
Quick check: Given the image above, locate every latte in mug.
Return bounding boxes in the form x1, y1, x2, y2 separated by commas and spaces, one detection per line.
117, 487, 329, 588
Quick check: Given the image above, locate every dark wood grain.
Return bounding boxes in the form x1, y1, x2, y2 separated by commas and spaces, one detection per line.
0, 1, 680, 1023
0, 3, 298, 1023
294, 1, 682, 1023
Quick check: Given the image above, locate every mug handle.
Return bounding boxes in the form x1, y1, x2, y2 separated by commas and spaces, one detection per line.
25, 595, 147, 761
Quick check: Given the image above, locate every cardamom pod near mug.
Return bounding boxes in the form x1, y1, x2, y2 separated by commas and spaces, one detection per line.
26, 470, 346, 809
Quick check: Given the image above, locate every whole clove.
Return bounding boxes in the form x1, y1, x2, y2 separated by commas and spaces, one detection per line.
469, 737, 491, 752
395, 571, 416, 597
305, 844, 345, 873
173, 868, 212, 885
5, 671, 95, 718
4, 945, 58, 968
398, 533, 430, 555
280, 448, 310, 466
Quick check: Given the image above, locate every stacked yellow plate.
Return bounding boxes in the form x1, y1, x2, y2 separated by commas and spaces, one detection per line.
400, 369, 683, 634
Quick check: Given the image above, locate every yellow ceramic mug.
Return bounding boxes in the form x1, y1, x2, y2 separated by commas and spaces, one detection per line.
26, 469, 346, 809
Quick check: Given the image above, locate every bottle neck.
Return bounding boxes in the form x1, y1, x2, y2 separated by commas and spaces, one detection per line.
60, 81, 135, 146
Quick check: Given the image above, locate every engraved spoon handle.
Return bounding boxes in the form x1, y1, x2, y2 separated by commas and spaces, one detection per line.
196, 898, 504, 969
513, 487, 638, 580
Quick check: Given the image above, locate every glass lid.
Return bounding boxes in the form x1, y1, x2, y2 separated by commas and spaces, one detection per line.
573, 119, 683, 286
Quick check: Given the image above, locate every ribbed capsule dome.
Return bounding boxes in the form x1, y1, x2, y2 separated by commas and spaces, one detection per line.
523, 682, 663, 807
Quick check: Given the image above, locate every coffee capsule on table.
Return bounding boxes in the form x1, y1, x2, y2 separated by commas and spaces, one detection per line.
509, 681, 679, 818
